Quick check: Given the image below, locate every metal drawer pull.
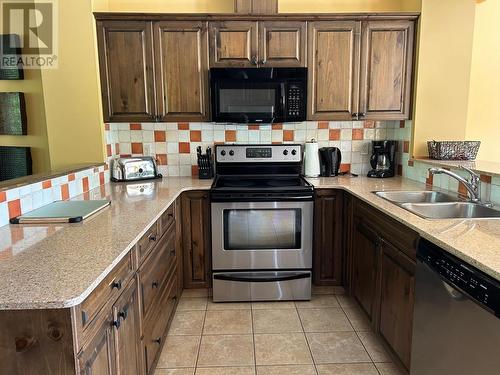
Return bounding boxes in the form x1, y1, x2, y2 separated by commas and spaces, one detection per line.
152, 281, 159, 289
112, 319, 120, 329
119, 308, 128, 321
148, 234, 157, 242
214, 272, 310, 283
154, 337, 161, 345
111, 280, 122, 290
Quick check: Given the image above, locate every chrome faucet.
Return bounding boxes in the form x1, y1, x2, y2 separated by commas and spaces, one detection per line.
428, 166, 483, 204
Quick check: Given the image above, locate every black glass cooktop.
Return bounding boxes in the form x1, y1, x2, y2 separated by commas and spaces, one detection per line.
212, 175, 313, 192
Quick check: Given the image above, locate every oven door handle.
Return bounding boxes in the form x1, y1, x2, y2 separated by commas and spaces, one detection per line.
213, 272, 310, 283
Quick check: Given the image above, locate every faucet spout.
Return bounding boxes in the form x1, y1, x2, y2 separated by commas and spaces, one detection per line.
428, 167, 481, 203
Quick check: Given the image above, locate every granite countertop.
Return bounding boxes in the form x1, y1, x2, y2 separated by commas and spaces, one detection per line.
0, 175, 499, 310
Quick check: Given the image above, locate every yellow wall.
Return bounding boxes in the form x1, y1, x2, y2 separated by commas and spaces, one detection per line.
411, 0, 476, 157
280, 0, 421, 13
466, 0, 500, 162
40, 0, 105, 169
92, 0, 234, 12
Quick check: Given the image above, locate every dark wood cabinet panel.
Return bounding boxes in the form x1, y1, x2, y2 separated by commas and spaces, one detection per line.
96, 20, 156, 122
181, 191, 212, 288
209, 21, 258, 67
259, 21, 306, 67
308, 21, 361, 120
154, 21, 209, 122
359, 20, 415, 120
379, 240, 415, 371
313, 190, 343, 285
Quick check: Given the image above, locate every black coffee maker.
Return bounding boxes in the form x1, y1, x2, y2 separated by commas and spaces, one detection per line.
319, 147, 342, 177
367, 140, 397, 178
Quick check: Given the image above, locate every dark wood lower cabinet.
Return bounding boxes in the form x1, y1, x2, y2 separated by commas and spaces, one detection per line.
313, 190, 343, 285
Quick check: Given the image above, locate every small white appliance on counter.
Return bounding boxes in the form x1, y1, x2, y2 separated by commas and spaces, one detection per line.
111, 156, 162, 182
304, 138, 320, 177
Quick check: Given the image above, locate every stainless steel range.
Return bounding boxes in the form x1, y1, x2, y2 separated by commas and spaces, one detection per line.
210, 144, 314, 302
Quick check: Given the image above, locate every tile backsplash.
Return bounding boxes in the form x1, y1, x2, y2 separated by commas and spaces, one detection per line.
105, 120, 412, 177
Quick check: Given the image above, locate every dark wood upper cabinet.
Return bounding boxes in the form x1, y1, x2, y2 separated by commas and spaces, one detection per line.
209, 21, 258, 67
313, 190, 343, 285
96, 20, 156, 123
359, 20, 415, 120
308, 21, 361, 121
154, 21, 209, 122
258, 21, 306, 67
181, 191, 212, 289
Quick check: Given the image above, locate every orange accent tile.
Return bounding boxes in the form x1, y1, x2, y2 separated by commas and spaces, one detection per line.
100, 185, 106, 197
283, 130, 294, 141
318, 121, 329, 129
225, 130, 236, 142
83, 192, 90, 200
480, 174, 492, 183
272, 123, 283, 130
403, 141, 410, 153
400, 121, 405, 128
10, 228, 24, 243
154, 130, 166, 142
82, 177, 89, 193
179, 142, 190, 153
178, 122, 189, 130
397, 164, 403, 176
0, 191, 6, 202
115, 143, 120, 155
364, 121, 375, 129
248, 124, 260, 130
329, 129, 340, 141
190, 130, 202, 142
120, 154, 131, 157
61, 184, 70, 200
340, 164, 351, 173
42, 180, 52, 189
106, 144, 112, 157
352, 129, 364, 140
191, 165, 199, 176
407, 160, 414, 167
104, 123, 110, 131
8, 199, 21, 219
426, 173, 434, 187
458, 182, 469, 198
156, 154, 168, 165
68, 173, 75, 181
131, 143, 143, 154
99, 172, 105, 186
272, 141, 282, 144
130, 123, 142, 130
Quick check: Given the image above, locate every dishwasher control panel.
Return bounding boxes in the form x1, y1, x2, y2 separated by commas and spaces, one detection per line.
418, 239, 500, 317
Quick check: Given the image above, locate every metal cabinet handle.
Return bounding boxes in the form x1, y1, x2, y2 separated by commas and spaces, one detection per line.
154, 337, 161, 345
111, 280, 122, 290
251, 56, 258, 65
112, 319, 121, 329
148, 234, 157, 242
260, 58, 266, 65
351, 113, 359, 120
152, 281, 159, 289
119, 307, 128, 321
170, 249, 176, 257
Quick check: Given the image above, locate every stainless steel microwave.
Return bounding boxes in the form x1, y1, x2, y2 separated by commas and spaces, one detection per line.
210, 67, 307, 124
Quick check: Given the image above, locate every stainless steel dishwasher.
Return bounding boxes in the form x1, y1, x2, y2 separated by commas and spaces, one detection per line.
411, 239, 500, 374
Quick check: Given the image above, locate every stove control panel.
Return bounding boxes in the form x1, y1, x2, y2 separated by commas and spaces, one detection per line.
216, 144, 302, 163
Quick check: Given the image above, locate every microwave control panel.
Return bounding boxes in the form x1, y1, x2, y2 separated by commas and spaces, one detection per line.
286, 84, 305, 119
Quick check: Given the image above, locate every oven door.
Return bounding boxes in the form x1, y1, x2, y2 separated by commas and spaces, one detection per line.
211, 201, 313, 270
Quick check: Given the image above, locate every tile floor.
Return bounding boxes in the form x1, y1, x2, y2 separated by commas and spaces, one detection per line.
155, 287, 405, 375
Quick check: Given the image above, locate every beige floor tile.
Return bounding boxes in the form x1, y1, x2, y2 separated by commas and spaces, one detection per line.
375, 362, 405, 375
197, 335, 254, 367
183, 289, 209, 298
169, 310, 205, 335
295, 295, 340, 309
335, 295, 359, 310
306, 332, 371, 364
312, 285, 335, 295
252, 301, 296, 310
157, 335, 200, 368
256, 365, 316, 375
203, 310, 253, 334
253, 309, 303, 333
342, 307, 372, 332
207, 301, 252, 310
254, 333, 313, 365
155, 369, 195, 375
298, 308, 353, 332
357, 331, 391, 362
316, 363, 379, 375
177, 297, 208, 311
195, 367, 255, 375
333, 286, 346, 295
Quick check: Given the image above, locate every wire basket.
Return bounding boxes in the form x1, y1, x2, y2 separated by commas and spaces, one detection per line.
427, 141, 481, 160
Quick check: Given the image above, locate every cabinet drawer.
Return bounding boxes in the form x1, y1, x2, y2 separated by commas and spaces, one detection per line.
159, 204, 175, 235
137, 222, 160, 264
80, 252, 134, 332
138, 225, 176, 319
143, 266, 178, 374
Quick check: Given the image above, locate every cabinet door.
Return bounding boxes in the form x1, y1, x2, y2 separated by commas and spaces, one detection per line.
379, 240, 415, 371
96, 21, 156, 122
307, 21, 361, 121
113, 279, 142, 375
359, 20, 415, 120
258, 21, 306, 67
181, 191, 212, 288
313, 190, 343, 285
78, 311, 116, 375
209, 21, 258, 67
351, 217, 380, 321
154, 21, 209, 122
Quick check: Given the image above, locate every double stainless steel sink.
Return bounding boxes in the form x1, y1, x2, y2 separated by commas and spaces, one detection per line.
374, 191, 500, 219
